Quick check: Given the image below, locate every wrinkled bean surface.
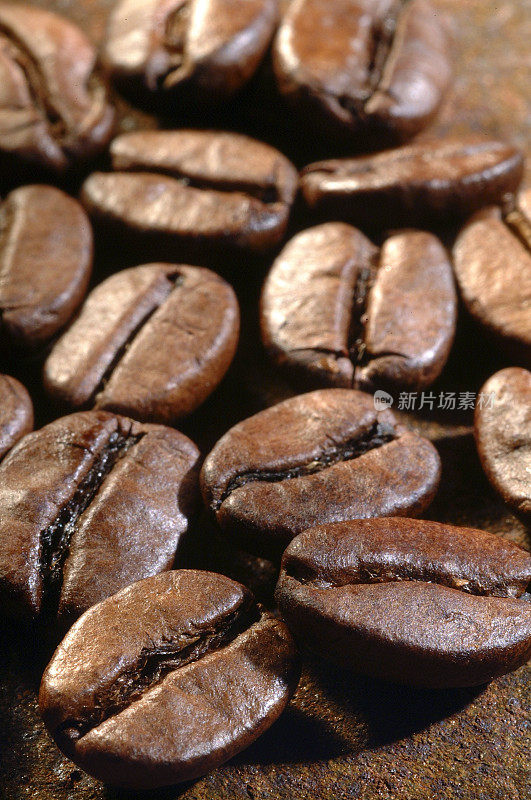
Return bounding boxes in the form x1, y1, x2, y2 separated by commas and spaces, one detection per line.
201, 388, 441, 556
44, 263, 239, 425
453, 189, 531, 365
39, 570, 299, 789
276, 517, 531, 687
261, 223, 456, 391
475, 368, 531, 523
301, 137, 524, 227
0, 411, 200, 622
0, 185, 92, 349
273, 0, 451, 142
0, 3, 114, 171
81, 131, 298, 254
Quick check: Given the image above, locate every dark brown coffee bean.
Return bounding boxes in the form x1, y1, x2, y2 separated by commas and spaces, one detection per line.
103, 0, 279, 102
0, 186, 92, 350
273, 0, 451, 143
275, 517, 531, 687
0, 3, 114, 173
453, 190, 531, 365
0, 374, 33, 460
261, 223, 456, 391
43, 263, 239, 425
201, 389, 441, 557
81, 131, 298, 255
301, 137, 524, 228
39, 570, 299, 789
0, 411, 199, 623
475, 368, 531, 523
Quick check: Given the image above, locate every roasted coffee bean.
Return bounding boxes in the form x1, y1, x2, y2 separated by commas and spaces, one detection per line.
453, 189, 531, 365
273, 0, 451, 143
103, 0, 279, 102
301, 137, 524, 228
201, 389, 441, 557
475, 368, 531, 523
39, 570, 299, 789
0, 186, 92, 350
0, 3, 114, 173
0, 411, 199, 623
261, 223, 456, 391
81, 131, 298, 255
44, 263, 239, 425
276, 517, 531, 687
0, 374, 33, 460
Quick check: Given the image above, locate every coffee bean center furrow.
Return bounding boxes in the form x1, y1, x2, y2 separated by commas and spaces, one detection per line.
92, 273, 182, 400
504, 208, 531, 252
60, 600, 260, 740
126, 168, 281, 205
336, 0, 406, 114
39, 430, 143, 616
347, 255, 378, 366
287, 564, 524, 598
217, 421, 397, 508
368, 0, 405, 94
0, 29, 66, 140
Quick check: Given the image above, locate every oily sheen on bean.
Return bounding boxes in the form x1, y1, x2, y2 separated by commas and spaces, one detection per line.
261, 223, 456, 391
39, 570, 299, 789
81, 131, 298, 255
44, 263, 239, 425
0, 3, 114, 172
102, 0, 279, 101
300, 137, 524, 228
0, 411, 200, 623
0, 374, 33, 461
475, 368, 531, 523
273, 0, 451, 143
201, 388, 441, 556
453, 189, 531, 366
0, 186, 93, 350
275, 518, 531, 687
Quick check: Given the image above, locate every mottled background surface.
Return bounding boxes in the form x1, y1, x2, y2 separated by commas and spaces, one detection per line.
0, 1, 529, 799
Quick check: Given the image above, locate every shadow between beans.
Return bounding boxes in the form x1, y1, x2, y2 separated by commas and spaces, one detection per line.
231, 704, 356, 767
307, 659, 484, 750
427, 431, 530, 543
232, 658, 483, 769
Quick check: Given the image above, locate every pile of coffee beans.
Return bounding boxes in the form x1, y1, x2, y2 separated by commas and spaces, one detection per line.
0, 0, 529, 791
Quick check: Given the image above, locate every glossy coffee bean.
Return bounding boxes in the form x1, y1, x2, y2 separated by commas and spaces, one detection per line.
475, 368, 531, 523
0, 3, 114, 173
276, 517, 531, 687
44, 263, 239, 425
453, 189, 531, 365
81, 131, 298, 255
39, 570, 299, 789
261, 223, 456, 391
103, 0, 279, 102
0, 411, 199, 623
273, 0, 451, 143
0, 374, 33, 460
301, 137, 524, 228
201, 388, 441, 557
0, 186, 93, 350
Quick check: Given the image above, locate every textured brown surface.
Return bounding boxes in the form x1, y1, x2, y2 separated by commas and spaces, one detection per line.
0, 0, 530, 798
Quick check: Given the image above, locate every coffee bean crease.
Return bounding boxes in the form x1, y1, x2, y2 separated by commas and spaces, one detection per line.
39, 428, 143, 615
58, 596, 260, 741
216, 420, 397, 509
93, 271, 183, 400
